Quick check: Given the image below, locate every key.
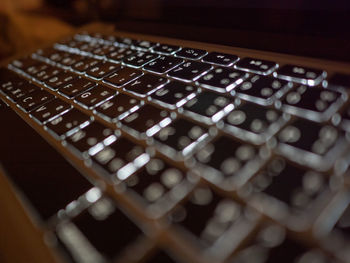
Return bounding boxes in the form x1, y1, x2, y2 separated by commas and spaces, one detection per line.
280, 85, 345, 122
66, 122, 116, 155
34, 66, 62, 81
168, 61, 212, 82
123, 74, 167, 97
175, 47, 207, 60
103, 67, 143, 87
0, 68, 27, 89
46, 109, 91, 137
94, 93, 141, 122
150, 81, 197, 109
120, 104, 171, 138
223, 102, 288, 144
133, 40, 157, 50
58, 77, 96, 98
235, 75, 290, 105
92, 137, 149, 180
92, 44, 117, 56
12, 57, 39, 71
59, 54, 84, 67
30, 98, 71, 123
106, 47, 135, 62
202, 52, 239, 66
36, 47, 67, 62
275, 64, 327, 86
17, 89, 55, 112
71, 58, 100, 72
25, 62, 50, 76
143, 55, 184, 74
183, 90, 234, 124
235, 57, 277, 75
153, 118, 209, 159
75, 85, 115, 109
1, 81, 38, 102
123, 51, 159, 68
195, 135, 261, 189
56, 198, 142, 261
78, 41, 101, 53
197, 67, 248, 92
44, 71, 76, 90
152, 44, 181, 54
85, 61, 121, 80
0, 105, 94, 220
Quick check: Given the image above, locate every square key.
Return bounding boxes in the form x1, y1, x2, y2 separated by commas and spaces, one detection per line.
234, 57, 277, 75
168, 61, 212, 82
30, 98, 71, 123
58, 77, 96, 98
44, 71, 76, 90
122, 158, 195, 217
57, 197, 143, 262
123, 51, 159, 68
169, 186, 258, 251
123, 73, 167, 97
153, 118, 209, 159
150, 81, 197, 109
143, 55, 184, 74
223, 101, 289, 144
75, 85, 115, 109
277, 118, 346, 170
183, 90, 234, 124
120, 104, 171, 138
281, 85, 346, 122
195, 135, 265, 190
92, 137, 149, 181
103, 67, 143, 87
17, 89, 55, 112
234, 75, 290, 105
85, 61, 121, 80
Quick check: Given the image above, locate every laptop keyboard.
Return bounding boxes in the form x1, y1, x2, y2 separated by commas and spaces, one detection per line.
1, 32, 350, 263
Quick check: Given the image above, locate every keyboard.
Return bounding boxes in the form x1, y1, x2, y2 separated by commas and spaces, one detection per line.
1, 31, 350, 263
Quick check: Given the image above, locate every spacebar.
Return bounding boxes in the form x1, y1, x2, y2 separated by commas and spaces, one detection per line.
0, 104, 93, 221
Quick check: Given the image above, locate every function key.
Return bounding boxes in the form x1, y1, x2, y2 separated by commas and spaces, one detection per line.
280, 85, 346, 122
56, 198, 143, 262
75, 85, 115, 109
152, 43, 181, 54
103, 67, 143, 87
153, 118, 209, 159
94, 93, 141, 122
123, 52, 159, 68
150, 81, 197, 109
58, 77, 96, 98
175, 47, 207, 60
106, 47, 135, 62
195, 135, 265, 190
235, 57, 277, 75
30, 98, 71, 124
202, 52, 239, 66
183, 91, 234, 124
235, 75, 290, 105
85, 61, 121, 80
17, 89, 55, 112
197, 67, 248, 93
275, 64, 327, 86
144, 55, 184, 74
44, 71, 76, 90
120, 104, 171, 138
123, 73, 167, 97
168, 61, 212, 82
92, 137, 149, 180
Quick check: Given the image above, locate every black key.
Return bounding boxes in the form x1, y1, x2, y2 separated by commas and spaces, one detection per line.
36, 47, 68, 62
197, 67, 248, 93
235, 75, 290, 105
17, 89, 55, 112
66, 122, 116, 155
183, 91, 234, 124
12, 57, 39, 71
71, 58, 100, 72
150, 81, 197, 109
154, 118, 209, 158
103, 67, 143, 87
0, 68, 27, 89
92, 137, 149, 180
2, 81, 38, 102
144, 55, 184, 74
123, 51, 159, 68
85, 61, 121, 80
75, 85, 115, 109
59, 54, 84, 67
56, 198, 142, 261
44, 71, 76, 90
34, 66, 62, 81
58, 77, 96, 98
133, 40, 157, 50
106, 47, 135, 62
78, 41, 101, 53
121, 104, 171, 138
235, 57, 277, 75
46, 109, 91, 137
0, 106, 94, 220
123, 74, 167, 97
275, 64, 326, 86
175, 47, 207, 60
119, 37, 135, 46
152, 44, 181, 54
25, 62, 50, 76
223, 102, 287, 144
202, 52, 239, 66
168, 61, 212, 82
94, 93, 141, 122
30, 98, 71, 123
281, 85, 345, 122
92, 44, 118, 56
